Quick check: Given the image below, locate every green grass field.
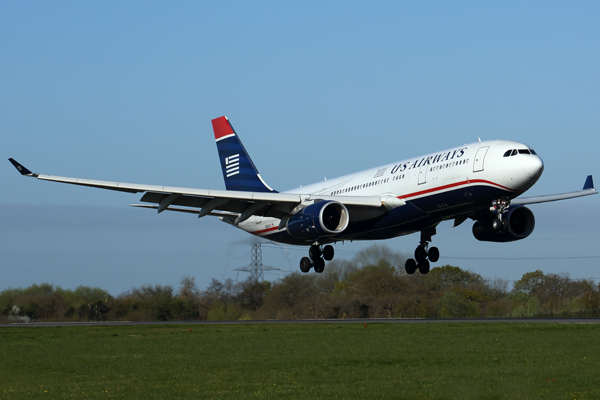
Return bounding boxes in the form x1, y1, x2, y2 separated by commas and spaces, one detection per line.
1, 322, 599, 399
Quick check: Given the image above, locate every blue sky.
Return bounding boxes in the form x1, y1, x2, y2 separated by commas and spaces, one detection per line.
2, 2, 599, 295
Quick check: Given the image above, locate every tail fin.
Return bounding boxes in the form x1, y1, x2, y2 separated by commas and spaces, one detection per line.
211, 116, 277, 193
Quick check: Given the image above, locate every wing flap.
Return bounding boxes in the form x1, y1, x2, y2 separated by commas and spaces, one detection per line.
129, 204, 237, 217
139, 191, 282, 216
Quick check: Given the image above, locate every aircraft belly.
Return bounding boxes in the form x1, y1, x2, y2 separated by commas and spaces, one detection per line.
236, 184, 516, 246
333, 184, 512, 241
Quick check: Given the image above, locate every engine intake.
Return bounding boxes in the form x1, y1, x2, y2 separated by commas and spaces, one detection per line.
286, 201, 349, 239
473, 206, 535, 242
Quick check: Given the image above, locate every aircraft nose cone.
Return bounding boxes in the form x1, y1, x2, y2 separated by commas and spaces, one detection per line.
528, 156, 544, 180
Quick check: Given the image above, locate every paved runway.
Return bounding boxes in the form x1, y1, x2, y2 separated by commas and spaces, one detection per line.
2, 317, 600, 328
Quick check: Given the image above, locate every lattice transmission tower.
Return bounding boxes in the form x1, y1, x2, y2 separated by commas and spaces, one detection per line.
234, 243, 285, 281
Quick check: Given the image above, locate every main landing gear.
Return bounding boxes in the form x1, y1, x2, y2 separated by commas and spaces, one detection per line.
300, 244, 334, 273
405, 227, 439, 275
491, 199, 510, 231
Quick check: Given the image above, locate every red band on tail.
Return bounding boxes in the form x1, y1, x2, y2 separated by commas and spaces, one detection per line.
212, 116, 235, 140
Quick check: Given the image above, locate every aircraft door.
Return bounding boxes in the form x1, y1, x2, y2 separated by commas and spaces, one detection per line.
473, 146, 490, 172
418, 164, 427, 185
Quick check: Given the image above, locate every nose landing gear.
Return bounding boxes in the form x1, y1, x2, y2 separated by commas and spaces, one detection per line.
405, 227, 439, 275
300, 243, 335, 273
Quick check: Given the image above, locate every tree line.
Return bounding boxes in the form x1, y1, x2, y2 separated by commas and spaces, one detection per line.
2, 245, 598, 322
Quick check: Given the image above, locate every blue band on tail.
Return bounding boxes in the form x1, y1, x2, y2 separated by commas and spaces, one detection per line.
213, 117, 277, 193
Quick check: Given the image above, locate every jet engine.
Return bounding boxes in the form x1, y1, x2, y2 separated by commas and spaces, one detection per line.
286, 201, 349, 239
472, 206, 535, 242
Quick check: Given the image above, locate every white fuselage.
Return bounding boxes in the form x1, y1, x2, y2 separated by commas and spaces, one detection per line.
237, 140, 544, 244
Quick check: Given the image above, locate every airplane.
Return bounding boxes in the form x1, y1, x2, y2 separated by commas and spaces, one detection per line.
9, 116, 597, 275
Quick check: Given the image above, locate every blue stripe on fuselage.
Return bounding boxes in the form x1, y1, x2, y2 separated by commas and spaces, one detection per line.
258, 184, 512, 245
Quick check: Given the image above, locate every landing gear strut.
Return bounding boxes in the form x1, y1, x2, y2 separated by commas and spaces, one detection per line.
491, 199, 510, 231
405, 227, 439, 275
299, 243, 335, 273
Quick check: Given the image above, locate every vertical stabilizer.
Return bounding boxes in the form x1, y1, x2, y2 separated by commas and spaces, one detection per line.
211, 116, 277, 193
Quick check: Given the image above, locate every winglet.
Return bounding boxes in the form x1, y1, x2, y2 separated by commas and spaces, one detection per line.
8, 158, 37, 177
583, 175, 594, 190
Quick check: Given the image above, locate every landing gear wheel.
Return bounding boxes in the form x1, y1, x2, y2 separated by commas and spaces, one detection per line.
314, 258, 325, 273
415, 245, 428, 263
405, 259, 417, 275
309, 245, 322, 261
418, 259, 430, 274
492, 218, 502, 231
300, 257, 312, 273
323, 245, 334, 261
428, 247, 440, 263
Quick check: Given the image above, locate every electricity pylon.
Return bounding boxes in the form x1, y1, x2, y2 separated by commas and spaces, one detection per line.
234, 243, 285, 281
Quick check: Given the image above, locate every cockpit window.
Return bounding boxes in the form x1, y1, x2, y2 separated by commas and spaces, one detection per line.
504, 148, 537, 157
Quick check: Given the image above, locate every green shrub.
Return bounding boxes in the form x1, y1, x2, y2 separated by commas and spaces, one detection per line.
437, 292, 480, 318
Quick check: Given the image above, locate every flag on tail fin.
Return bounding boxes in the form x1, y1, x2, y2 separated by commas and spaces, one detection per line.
211, 116, 277, 193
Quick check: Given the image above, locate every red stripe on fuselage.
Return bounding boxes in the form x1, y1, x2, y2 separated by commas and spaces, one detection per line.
248, 181, 515, 237
397, 179, 517, 200
251, 226, 280, 235
212, 116, 235, 140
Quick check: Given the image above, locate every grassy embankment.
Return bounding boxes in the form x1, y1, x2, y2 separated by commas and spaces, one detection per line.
1, 322, 599, 399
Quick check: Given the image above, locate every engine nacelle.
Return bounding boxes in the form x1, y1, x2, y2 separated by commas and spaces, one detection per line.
472, 206, 535, 242
286, 201, 349, 239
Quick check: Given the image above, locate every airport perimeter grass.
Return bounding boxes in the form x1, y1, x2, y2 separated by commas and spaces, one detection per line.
1, 322, 599, 399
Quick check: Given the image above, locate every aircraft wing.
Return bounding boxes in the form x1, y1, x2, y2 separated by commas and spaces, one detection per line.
8, 158, 386, 222
512, 175, 597, 205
